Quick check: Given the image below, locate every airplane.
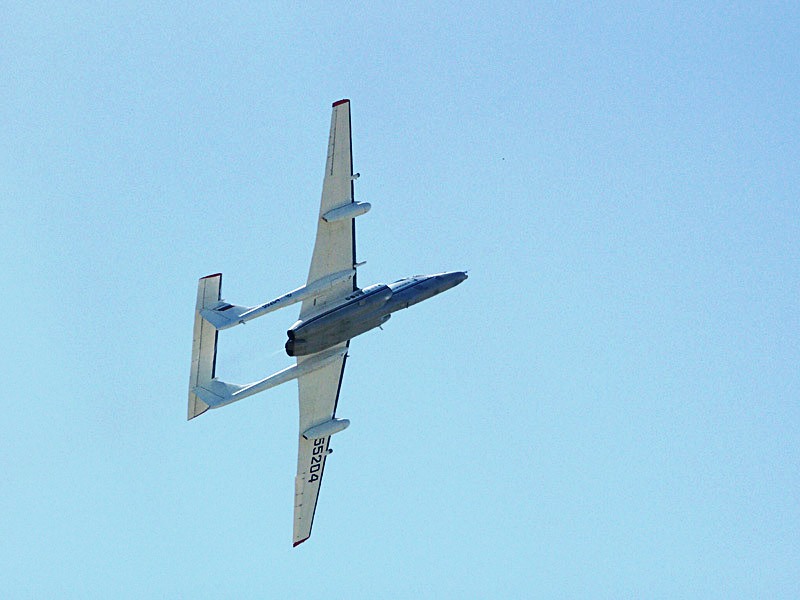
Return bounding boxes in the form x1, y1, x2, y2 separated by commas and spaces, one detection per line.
187, 99, 467, 547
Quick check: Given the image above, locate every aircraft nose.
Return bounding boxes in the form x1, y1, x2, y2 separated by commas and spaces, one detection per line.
439, 271, 468, 289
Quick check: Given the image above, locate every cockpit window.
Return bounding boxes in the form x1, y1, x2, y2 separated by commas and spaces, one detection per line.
390, 277, 420, 290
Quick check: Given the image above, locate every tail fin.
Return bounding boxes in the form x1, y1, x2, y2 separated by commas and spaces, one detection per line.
187, 274, 222, 419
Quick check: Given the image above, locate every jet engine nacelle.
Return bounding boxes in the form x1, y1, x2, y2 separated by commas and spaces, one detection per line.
288, 285, 392, 335
286, 313, 391, 356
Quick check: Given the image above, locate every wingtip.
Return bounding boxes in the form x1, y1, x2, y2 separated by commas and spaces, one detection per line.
187, 406, 209, 420
293, 537, 310, 548
332, 98, 350, 107
187, 396, 211, 421
200, 273, 222, 280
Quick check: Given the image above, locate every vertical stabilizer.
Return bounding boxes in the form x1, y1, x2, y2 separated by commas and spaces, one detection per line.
188, 274, 222, 419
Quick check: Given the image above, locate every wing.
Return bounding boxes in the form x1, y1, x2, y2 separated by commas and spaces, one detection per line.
293, 100, 361, 546
292, 342, 349, 546
300, 99, 358, 320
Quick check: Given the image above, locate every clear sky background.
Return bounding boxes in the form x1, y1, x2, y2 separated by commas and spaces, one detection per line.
2, 3, 798, 598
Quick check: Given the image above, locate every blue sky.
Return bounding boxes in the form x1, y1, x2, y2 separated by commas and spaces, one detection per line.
2, 2, 798, 598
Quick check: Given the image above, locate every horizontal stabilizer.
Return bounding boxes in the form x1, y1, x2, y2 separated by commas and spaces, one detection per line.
192, 379, 247, 409
200, 301, 251, 330
188, 274, 222, 420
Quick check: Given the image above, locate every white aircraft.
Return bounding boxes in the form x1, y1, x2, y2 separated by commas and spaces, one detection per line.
187, 99, 467, 546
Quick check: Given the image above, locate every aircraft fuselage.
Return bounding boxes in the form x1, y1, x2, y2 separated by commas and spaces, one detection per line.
285, 271, 467, 356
